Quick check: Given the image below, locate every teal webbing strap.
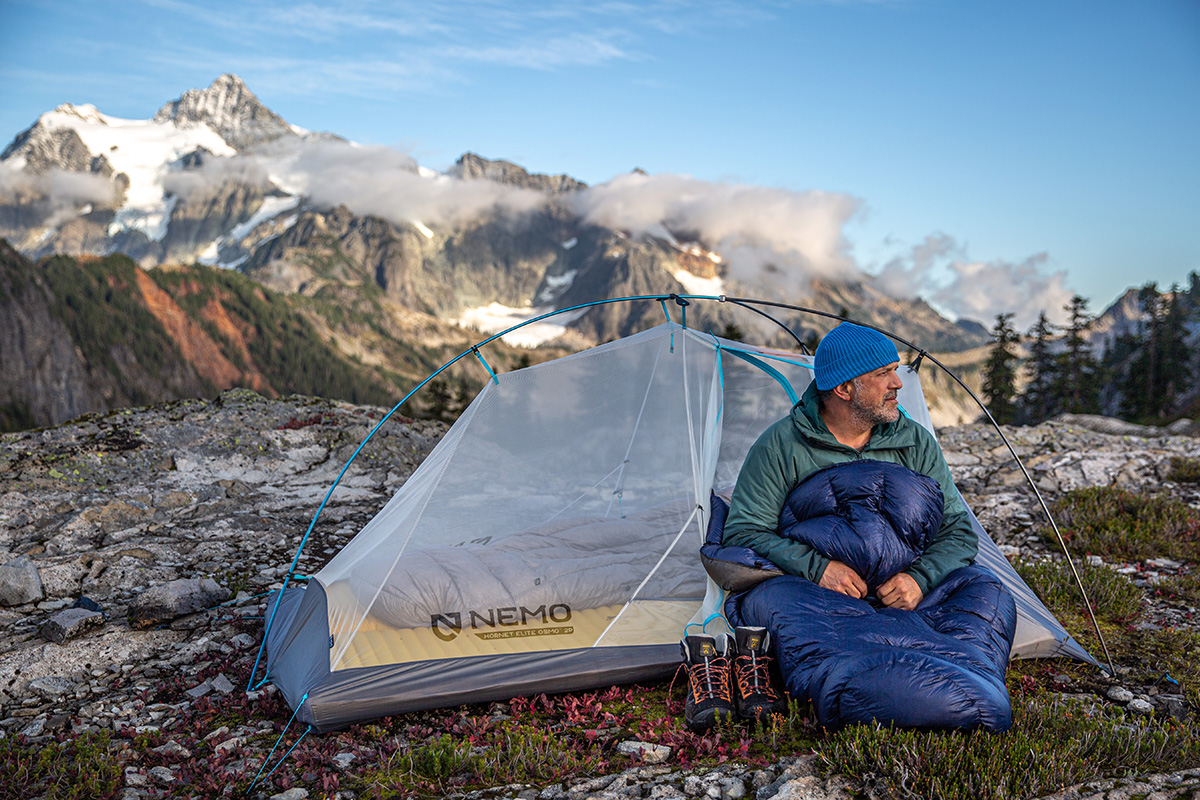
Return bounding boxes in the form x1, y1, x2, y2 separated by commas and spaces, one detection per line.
685, 610, 727, 636
725, 349, 799, 404
472, 346, 499, 385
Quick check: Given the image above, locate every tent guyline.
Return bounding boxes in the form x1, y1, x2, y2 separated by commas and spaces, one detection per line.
246, 293, 1110, 696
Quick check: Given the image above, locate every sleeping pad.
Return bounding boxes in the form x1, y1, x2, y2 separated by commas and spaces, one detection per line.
716, 459, 1017, 731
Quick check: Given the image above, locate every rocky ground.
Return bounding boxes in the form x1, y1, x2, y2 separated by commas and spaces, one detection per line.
1, 390, 1199, 800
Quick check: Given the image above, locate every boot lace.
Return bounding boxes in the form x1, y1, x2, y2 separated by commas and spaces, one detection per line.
735, 651, 778, 700
688, 654, 732, 703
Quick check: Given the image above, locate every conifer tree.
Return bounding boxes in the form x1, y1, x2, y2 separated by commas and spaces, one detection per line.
1123, 283, 1195, 420
982, 313, 1020, 424
1020, 311, 1058, 423
1121, 283, 1165, 420
1053, 295, 1101, 414
1161, 286, 1193, 412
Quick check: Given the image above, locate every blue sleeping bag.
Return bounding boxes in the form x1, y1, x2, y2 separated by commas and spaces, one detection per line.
716, 459, 1017, 732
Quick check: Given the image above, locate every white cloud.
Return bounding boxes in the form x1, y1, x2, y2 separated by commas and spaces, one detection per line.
0, 162, 115, 227
251, 138, 547, 229
161, 155, 271, 199
871, 233, 1072, 329
573, 171, 862, 294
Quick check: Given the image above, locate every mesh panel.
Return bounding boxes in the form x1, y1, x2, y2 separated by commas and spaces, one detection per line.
317, 326, 727, 670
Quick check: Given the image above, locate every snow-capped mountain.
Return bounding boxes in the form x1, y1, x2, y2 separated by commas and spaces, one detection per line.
0, 75, 309, 263
0, 74, 990, 359
153, 73, 301, 151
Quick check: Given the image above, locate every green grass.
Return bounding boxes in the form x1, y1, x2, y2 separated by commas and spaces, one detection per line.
818, 694, 1200, 800
1045, 487, 1200, 561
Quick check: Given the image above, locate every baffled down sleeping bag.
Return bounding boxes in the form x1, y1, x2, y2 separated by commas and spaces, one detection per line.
714, 459, 1017, 732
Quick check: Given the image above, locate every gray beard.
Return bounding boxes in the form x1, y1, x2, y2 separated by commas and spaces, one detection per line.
849, 378, 900, 429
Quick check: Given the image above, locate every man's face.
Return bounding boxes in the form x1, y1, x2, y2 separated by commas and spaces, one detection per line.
848, 363, 903, 427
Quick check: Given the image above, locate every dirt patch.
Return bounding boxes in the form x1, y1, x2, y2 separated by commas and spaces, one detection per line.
133, 270, 245, 390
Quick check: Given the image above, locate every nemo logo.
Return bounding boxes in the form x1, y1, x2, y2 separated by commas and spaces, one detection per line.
430, 612, 463, 641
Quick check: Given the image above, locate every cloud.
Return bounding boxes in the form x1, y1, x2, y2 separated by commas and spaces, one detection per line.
247, 138, 547, 229
121, 0, 761, 105
161, 155, 272, 199
573, 171, 862, 293
871, 233, 1073, 329
0, 162, 114, 227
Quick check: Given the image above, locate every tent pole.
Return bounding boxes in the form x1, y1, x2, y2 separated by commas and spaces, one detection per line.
720, 297, 810, 353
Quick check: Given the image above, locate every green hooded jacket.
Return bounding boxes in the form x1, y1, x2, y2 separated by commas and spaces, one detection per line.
722, 382, 978, 595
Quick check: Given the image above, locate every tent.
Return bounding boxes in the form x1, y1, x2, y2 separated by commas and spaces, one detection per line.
261, 313, 1098, 732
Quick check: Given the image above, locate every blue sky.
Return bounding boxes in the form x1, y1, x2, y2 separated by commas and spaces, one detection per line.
1, 0, 1197, 325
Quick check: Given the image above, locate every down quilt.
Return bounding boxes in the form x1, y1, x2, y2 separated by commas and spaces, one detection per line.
717, 459, 1017, 731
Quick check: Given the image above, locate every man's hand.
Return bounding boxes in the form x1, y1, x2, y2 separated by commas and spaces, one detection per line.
878, 573, 923, 610
819, 560, 867, 599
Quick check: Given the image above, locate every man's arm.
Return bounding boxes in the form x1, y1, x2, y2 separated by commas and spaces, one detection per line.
721, 425, 833, 584
901, 426, 979, 595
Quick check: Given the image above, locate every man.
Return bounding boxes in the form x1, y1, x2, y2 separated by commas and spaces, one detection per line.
722, 322, 978, 608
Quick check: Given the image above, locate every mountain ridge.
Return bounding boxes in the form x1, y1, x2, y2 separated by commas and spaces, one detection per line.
10, 74, 1183, 431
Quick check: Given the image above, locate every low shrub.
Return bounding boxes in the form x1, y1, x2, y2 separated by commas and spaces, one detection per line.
0, 731, 123, 800
1168, 456, 1200, 484
818, 695, 1200, 800
1014, 556, 1144, 627
1158, 567, 1200, 606
1046, 487, 1200, 561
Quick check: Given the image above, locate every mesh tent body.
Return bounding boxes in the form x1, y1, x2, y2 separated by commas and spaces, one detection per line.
264, 322, 1095, 731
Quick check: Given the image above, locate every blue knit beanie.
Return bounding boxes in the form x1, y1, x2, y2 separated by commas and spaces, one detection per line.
813, 323, 899, 390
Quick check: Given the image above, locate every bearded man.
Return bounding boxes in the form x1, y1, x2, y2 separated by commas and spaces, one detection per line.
722, 322, 978, 609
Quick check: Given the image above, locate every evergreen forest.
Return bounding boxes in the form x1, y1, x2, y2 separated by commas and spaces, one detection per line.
981, 273, 1200, 426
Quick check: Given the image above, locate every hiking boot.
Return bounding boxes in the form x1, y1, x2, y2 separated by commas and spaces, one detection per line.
731, 626, 786, 722
681, 633, 734, 732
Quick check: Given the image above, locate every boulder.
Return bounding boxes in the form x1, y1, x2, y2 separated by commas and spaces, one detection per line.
0, 555, 45, 606
128, 577, 231, 629
40, 607, 105, 644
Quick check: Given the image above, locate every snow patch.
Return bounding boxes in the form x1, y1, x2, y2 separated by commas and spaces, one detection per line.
455, 303, 586, 348
218, 253, 250, 270
197, 194, 301, 266
672, 270, 725, 297
40, 103, 236, 241
535, 270, 577, 304
228, 195, 300, 240
109, 194, 177, 242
